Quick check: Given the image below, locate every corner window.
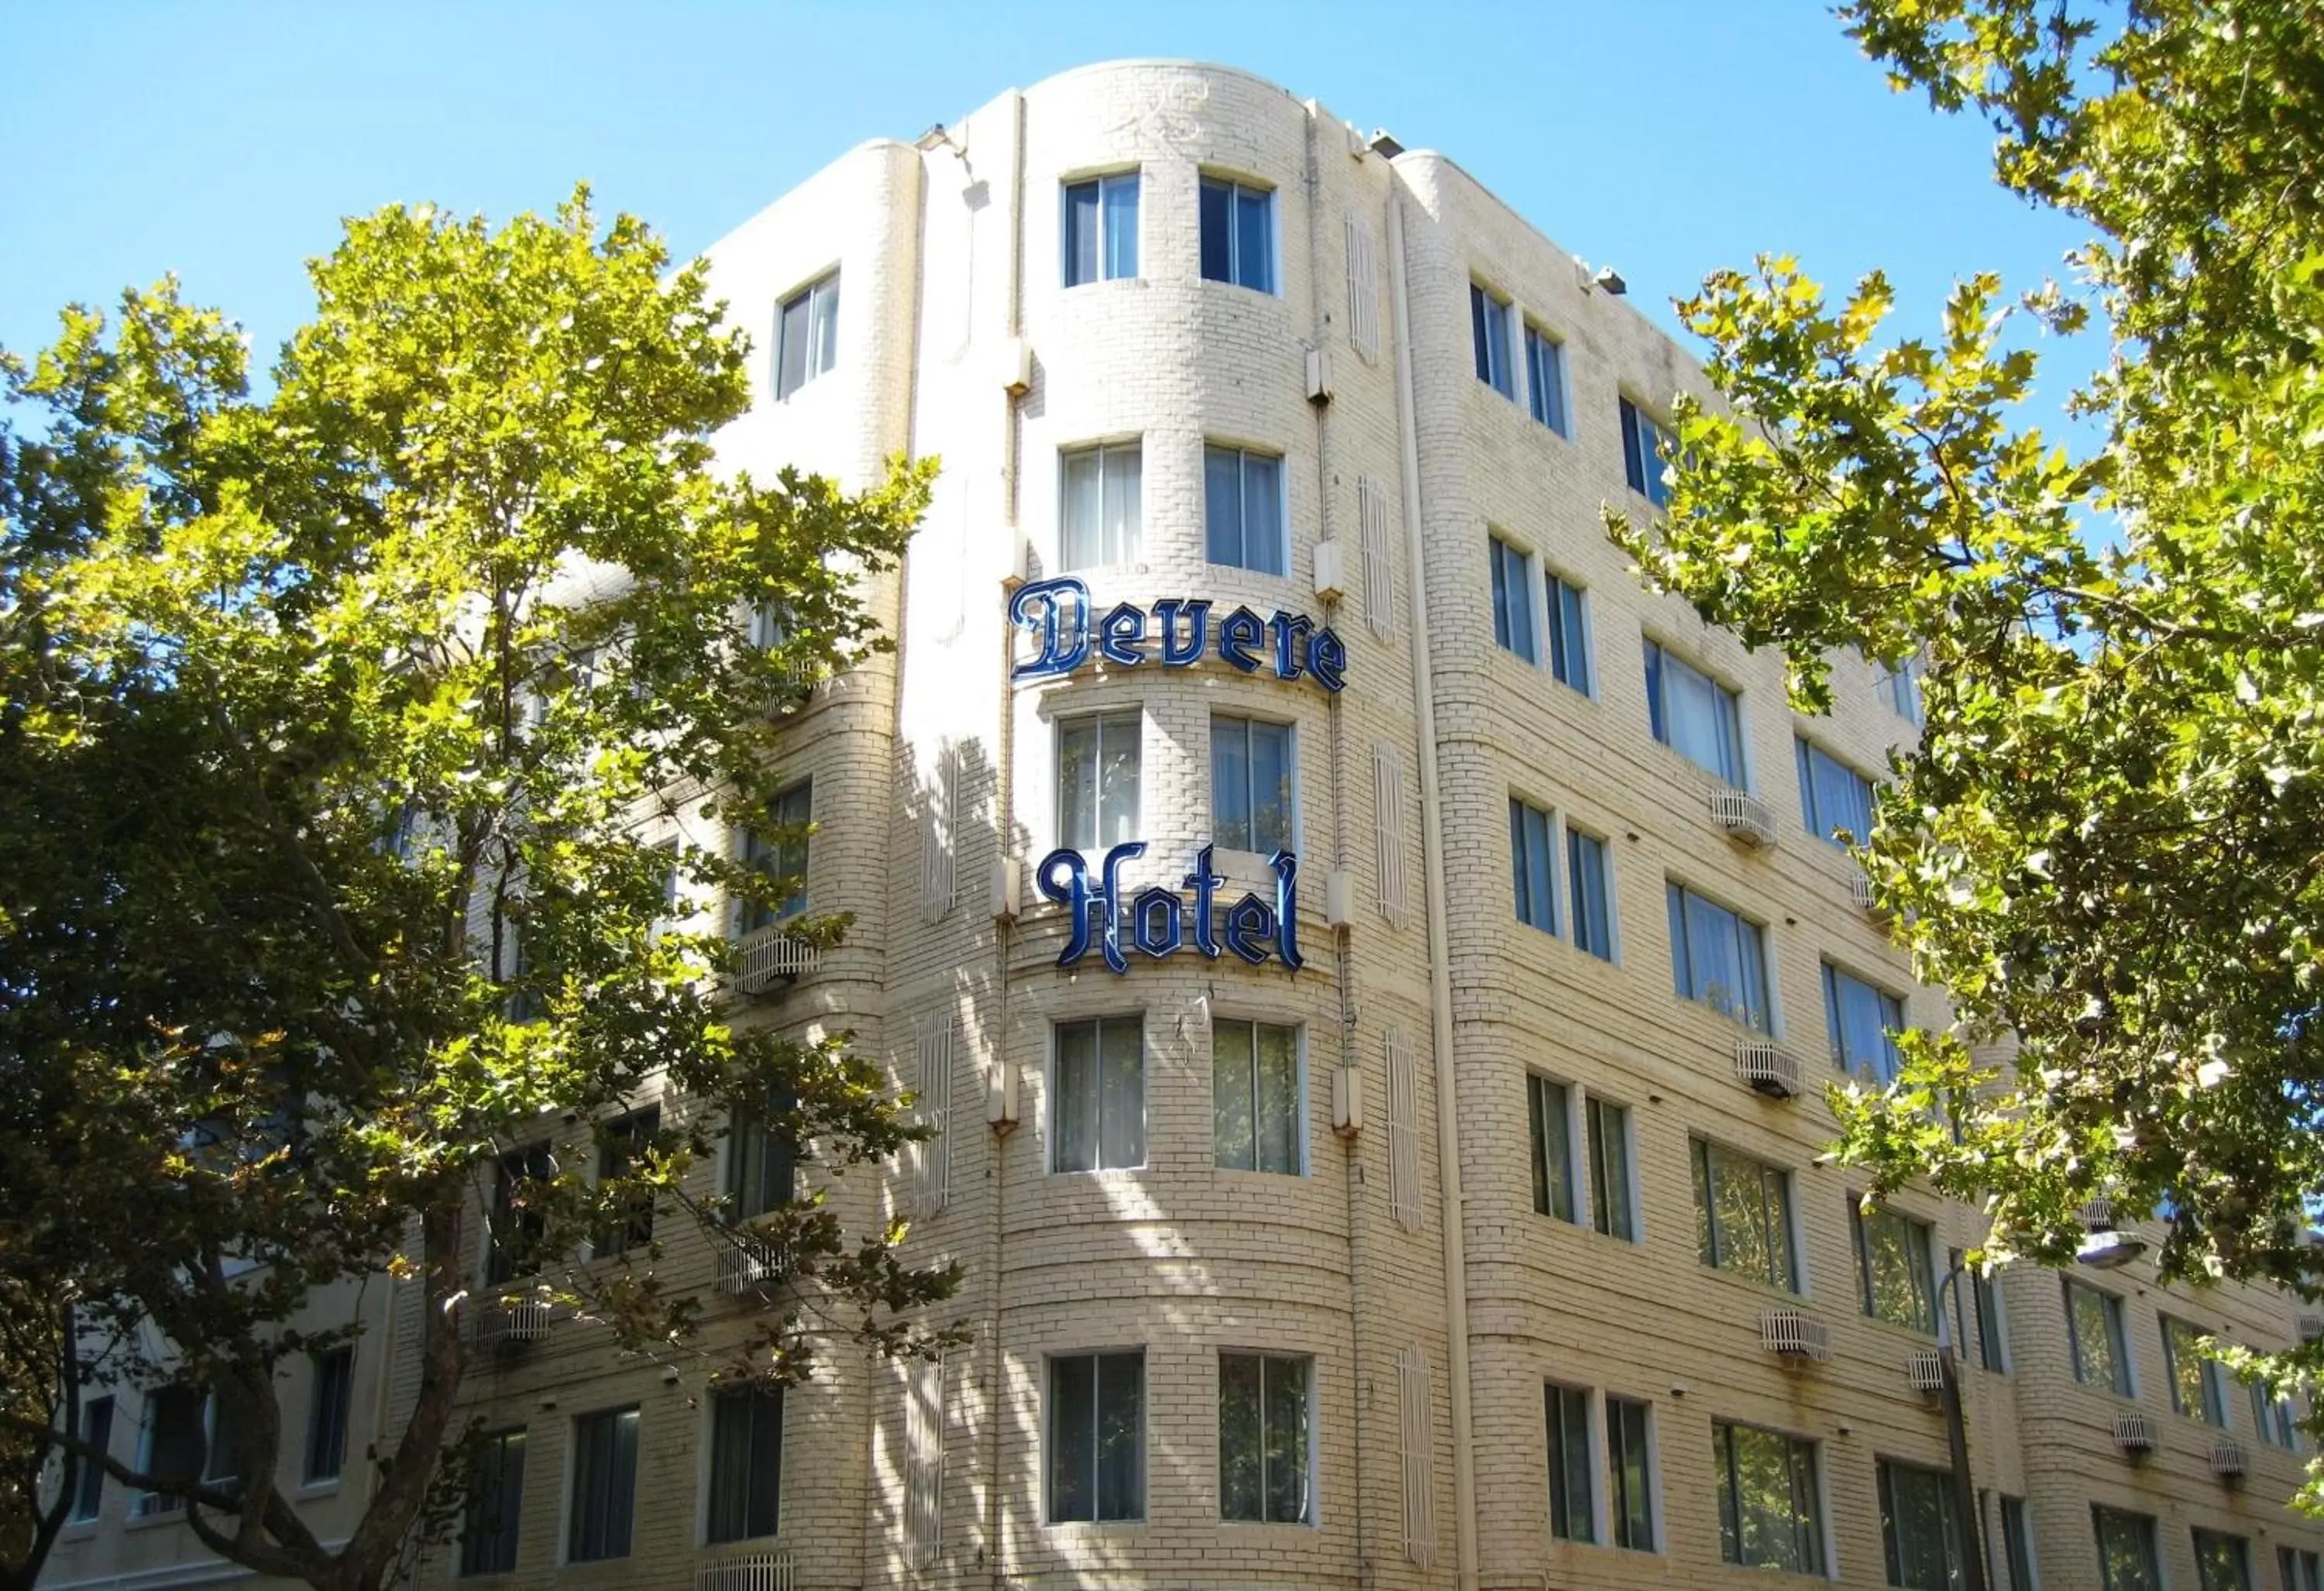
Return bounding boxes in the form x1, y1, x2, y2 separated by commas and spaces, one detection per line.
70, 1396, 113, 1521
727, 1091, 796, 1221
592, 1107, 658, 1256
1053, 1016, 1145, 1173
1060, 442, 1143, 569
1525, 323, 1569, 435
1488, 534, 1538, 662
1824, 964, 1905, 1084
1218, 1352, 1311, 1523
486, 1143, 554, 1287
1605, 1396, 1655, 1551
1199, 177, 1274, 292
1063, 172, 1139, 286
1470, 282, 1514, 399
1878, 655, 1927, 725
134, 1384, 204, 1516
739, 781, 811, 935
774, 272, 839, 401
1567, 828, 1613, 960
2161, 1316, 2226, 1424
1852, 1201, 1937, 1333
1509, 798, 1556, 935
2252, 1377, 2298, 1448
1544, 572, 1592, 693
2001, 1497, 2037, 1591
1048, 1352, 1145, 1522
1713, 1421, 1823, 1574
458, 1428, 526, 1576
1973, 1270, 2009, 1373
1691, 1138, 1796, 1292
1587, 1097, 1636, 1242
1528, 1074, 1576, 1223
304, 1346, 353, 1484
1545, 1383, 1593, 1541
1619, 397, 1675, 507
1057, 712, 1141, 851
1212, 715, 1294, 856
1643, 639, 1745, 783
2193, 1530, 2250, 1589
1797, 737, 1878, 846
1878, 1459, 1965, 1590
1666, 883, 1771, 1032
1204, 445, 1287, 575
1214, 1019, 1301, 1174
2092, 1507, 2162, 1591
2278, 1547, 2322, 1591
2064, 1278, 2133, 1395
705, 1386, 783, 1545
566, 1405, 639, 1563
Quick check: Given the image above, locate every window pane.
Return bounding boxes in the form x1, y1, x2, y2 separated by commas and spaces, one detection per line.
1719, 1423, 1821, 1572
1589, 1100, 1633, 1241
1050, 1356, 1095, 1521
706, 1387, 783, 1543
808, 279, 838, 378
1256, 1022, 1300, 1174
459, 1429, 525, 1576
1064, 180, 1098, 287
1828, 964, 1902, 1082
1219, 1353, 1262, 1520
1608, 1397, 1653, 1550
2002, 1497, 2035, 1591
2068, 1281, 2129, 1393
776, 291, 811, 399
1236, 187, 1273, 292
1242, 452, 1284, 574
1621, 399, 1646, 494
1094, 1352, 1144, 1521
1101, 445, 1141, 565
1060, 719, 1098, 850
1880, 1462, 1961, 1591
1061, 449, 1102, 569
1102, 174, 1139, 280
1248, 720, 1294, 855
1262, 1356, 1308, 1521
1098, 1018, 1145, 1170
305, 1348, 352, 1483
1530, 1076, 1574, 1221
1213, 718, 1252, 851
2194, 1530, 2251, 1591
2095, 1508, 2162, 1591
72, 1397, 112, 1520
567, 1407, 638, 1562
1199, 179, 1232, 282
1490, 538, 1537, 661
1545, 1385, 1593, 1541
1568, 830, 1611, 959
1511, 799, 1555, 933
1859, 1207, 1937, 1332
1214, 1019, 1257, 1171
1205, 447, 1244, 566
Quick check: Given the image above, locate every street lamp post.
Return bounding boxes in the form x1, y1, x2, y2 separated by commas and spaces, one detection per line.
1933, 1266, 1991, 1591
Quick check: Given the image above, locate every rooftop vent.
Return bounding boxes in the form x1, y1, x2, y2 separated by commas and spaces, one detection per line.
1368, 129, 1404, 159
1594, 266, 1628, 296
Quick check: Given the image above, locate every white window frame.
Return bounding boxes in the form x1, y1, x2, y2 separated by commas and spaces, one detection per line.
1198, 174, 1277, 294
1061, 169, 1140, 287
1211, 1014, 1308, 1177
1523, 319, 1572, 438
1054, 709, 1142, 854
1215, 1349, 1318, 1526
1202, 442, 1290, 576
1057, 439, 1143, 572
1209, 711, 1301, 860
1043, 1349, 1148, 1525
1470, 280, 1516, 400
773, 270, 839, 402
1047, 1015, 1147, 1175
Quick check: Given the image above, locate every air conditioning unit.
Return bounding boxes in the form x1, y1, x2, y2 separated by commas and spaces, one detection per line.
475, 1299, 552, 1354
697, 1548, 796, 1591
717, 1235, 784, 1296
1323, 869, 1355, 929
1906, 1347, 1945, 1395
1734, 1039, 1803, 1100
1305, 346, 1335, 404
2115, 1411, 2157, 1454
1709, 789, 1776, 848
1312, 538, 1349, 603
737, 927, 820, 994
1761, 1308, 1831, 1364
2212, 1436, 2249, 1480
988, 855, 1023, 923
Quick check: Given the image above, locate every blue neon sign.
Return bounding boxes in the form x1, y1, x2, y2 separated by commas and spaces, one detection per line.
1034, 843, 1304, 974
1010, 576, 1346, 692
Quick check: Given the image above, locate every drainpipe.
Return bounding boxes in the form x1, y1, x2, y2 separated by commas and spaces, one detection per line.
1386, 188, 1479, 1591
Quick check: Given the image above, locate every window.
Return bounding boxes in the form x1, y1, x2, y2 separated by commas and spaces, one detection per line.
136, 1384, 204, 1515
1058, 712, 1141, 851
1470, 283, 1514, 399
566, 1406, 639, 1562
70, 1396, 112, 1521
1212, 715, 1294, 855
2277, 1548, 2322, 1591
1544, 572, 1592, 693
2001, 1495, 2037, 1591
1974, 1270, 2009, 1373
2251, 1376, 2298, 1448
1619, 397, 1676, 507
1666, 883, 1772, 1032
774, 272, 838, 400
1587, 1097, 1636, 1242
2193, 1531, 2252, 1591
1525, 324, 1569, 435
1798, 738, 1878, 847
1877, 655, 1927, 724
1199, 177, 1274, 292
1605, 1397, 1654, 1551
592, 1107, 658, 1256
1510, 798, 1556, 934
2092, 1507, 2161, 1591
1528, 1075, 1576, 1222
1488, 535, 1537, 661
1063, 172, 1139, 285
1053, 1017, 1145, 1173
1567, 829, 1613, 960
1825, 964, 1906, 1084
1854, 1201, 1938, 1333
738, 781, 811, 934
1219, 1353, 1310, 1523
1048, 1352, 1144, 1522
1713, 1422, 1823, 1574
1204, 445, 1287, 574
706, 1385, 783, 1545
304, 1346, 353, 1484
2064, 1278, 2133, 1394
203, 1388, 242, 1492
1544, 1384, 1593, 1541
1214, 1019, 1301, 1174
1060, 442, 1143, 569
727, 1090, 796, 1222
459, 1428, 525, 1576
1643, 639, 1745, 783
1878, 1459, 1963, 1589
1691, 1139, 1797, 1291
2161, 1316, 2226, 1423
486, 1143, 554, 1287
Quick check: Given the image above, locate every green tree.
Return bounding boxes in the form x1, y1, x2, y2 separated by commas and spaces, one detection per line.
1607, 0, 2324, 1496
0, 188, 956, 1589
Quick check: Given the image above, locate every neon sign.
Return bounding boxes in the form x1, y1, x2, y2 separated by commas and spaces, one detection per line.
1034, 843, 1304, 974
1010, 577, 1346, 692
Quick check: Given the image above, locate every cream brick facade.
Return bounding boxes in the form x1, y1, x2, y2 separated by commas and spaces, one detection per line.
40, 58, 2324, 1591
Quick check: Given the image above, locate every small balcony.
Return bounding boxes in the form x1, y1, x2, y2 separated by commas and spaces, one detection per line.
1709, 789, 1776, 849
697, 1548, 794, 1591
1762, 1307, 1831, 1364
2114, 1410, 2157, 1454
717, 1233, 787, 1296
736, 926, 820, 995
1734, 1038, 1804, 1100
472, 1298, 554, 1355
2212, 1436, 2249, 1480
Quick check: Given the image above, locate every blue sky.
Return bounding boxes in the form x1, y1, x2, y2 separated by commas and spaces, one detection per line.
1, 2, 2095, 429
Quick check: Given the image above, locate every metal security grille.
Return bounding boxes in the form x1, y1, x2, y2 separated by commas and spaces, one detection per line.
904, 1354, 944, 1569
922, 743, 958, 919
1345, 215, 1381, 363
911, 1015, 953, 1217
1372, 744, 1410, 926
1356, 474, 1396, 640
1397, 1345, 1436, 1567
1386, 1026, 1422, 1231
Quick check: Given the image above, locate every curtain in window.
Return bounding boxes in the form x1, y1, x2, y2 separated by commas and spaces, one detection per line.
1545, 1385, 1593, 1541
1061, 446, 1140, 569
1103, 177, 1138, 280
1879, 1462, 1962, 1591
1529, 1076, 1574, 1221
706, 1387, 783, 1544
1662, 650, 1740, 782
1054, 1019, 1143, 1172
1510, 799, 1555, 933
1059, 713, 1140, 850
1214, 1019, 1298, 1173
566, 1407, 638, 1562
1567, 830, 1611, 957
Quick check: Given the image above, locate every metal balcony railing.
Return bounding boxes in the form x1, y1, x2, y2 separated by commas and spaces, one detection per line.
1734, 1039, 1803, 1099
697, 1548, 794, 1591
1709, 788, 1776, 848
1762, 1308, 1831, 1364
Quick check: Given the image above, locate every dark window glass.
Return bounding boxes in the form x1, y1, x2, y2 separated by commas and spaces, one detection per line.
774, 273, 839, 400
70, 1397, 112, 1520
1218, 1353, 1309, 1522
1974, 1270, 2009, 1373
566, 1407, 639, 1562
1471, 283, 1514, 397
1587, 1098, 1635, 1242
1878, 1459, 1963, 1589
1545, 1384, 1593, 1541
1204, 446, 1286, 573
304, 1346, 353, 1483
727, 1089, 797, 1222
459, 1428, 526, 1576
1199, 177, 1274, 290
1714, 1421, 1823, 1573
1053, 1017, 1145, 1173
1620, 397, 1673, 507
1213, 1019, 1301, 1175
1062, 173, 1139, 285
1567, 830, 1613, 960
1049, 1352, 1144, 1522
1488, 535, 1536, 661
1525, 325, 1569, 435
1545, 572, 1591, 692
593, 1107, 659, 1256
739, 781, 812, 935
1510, 798, 1556, 934
2092, 1507, 2163, 1591
1528, 1075, 1576, 1222
706, 1385, 784, 1544
1607, 1396, 1654, 1551
1212, 715, 1294, 856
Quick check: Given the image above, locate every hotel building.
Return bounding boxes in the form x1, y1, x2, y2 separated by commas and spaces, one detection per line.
40, 59, 2324, 1591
